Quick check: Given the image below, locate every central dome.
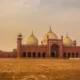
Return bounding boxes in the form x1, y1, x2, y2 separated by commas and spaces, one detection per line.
43, 27, 58, 45
26, 31, 38, 45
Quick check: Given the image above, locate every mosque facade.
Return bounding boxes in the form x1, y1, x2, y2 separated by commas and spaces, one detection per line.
0, 27, 80, 58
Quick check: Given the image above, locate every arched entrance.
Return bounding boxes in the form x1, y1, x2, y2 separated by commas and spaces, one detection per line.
28, 52, 31, 57
37, 52, 41, 58
33, 52, 36, 57
68, 53, 70, 58
63, 52, 66, 58
42, 52, 46, 58
51, 52, 55, 57
22, 52, 26, 57
72, 53, 74, 58
50, 44, 59, 58
76, 53, 79, 58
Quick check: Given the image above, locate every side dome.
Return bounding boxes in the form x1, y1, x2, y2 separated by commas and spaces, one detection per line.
26, 31, 38, 45
63, 35, 73, 47
43, 27, 58, 45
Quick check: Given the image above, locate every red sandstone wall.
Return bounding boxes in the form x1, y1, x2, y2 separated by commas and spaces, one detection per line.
63, 46, 80, 57
63, 46, 80, 53
22, 45, 47, 52
0, 52, 17, 58
20, 45, 47, 57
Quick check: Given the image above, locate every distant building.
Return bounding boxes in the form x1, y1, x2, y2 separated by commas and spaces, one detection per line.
0, 27, 80, 58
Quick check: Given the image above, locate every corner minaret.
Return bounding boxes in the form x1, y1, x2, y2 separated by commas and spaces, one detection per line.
17, 33, 22, 58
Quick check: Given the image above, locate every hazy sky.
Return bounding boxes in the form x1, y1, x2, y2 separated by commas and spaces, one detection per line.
0, 0, 80, 51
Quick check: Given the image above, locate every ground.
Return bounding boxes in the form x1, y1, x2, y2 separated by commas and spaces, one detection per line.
0, 58, 80, 80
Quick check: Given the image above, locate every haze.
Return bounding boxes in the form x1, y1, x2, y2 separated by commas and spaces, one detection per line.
0, 0, 80, 51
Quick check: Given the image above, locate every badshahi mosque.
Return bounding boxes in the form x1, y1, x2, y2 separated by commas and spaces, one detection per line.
0, 27, 80, 58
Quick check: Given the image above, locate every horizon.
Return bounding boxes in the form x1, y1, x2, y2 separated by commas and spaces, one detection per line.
0, 0, 80, 51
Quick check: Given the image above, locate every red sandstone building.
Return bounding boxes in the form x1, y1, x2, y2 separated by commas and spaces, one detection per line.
0, 27, 80, 58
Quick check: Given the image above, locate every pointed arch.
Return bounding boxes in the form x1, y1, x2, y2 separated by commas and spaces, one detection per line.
63, 52, 66, 58
37, 52, 41, 58
28, 52, 31, 57
68, 53, 70, 58
50, 44, 59, 58
22, 52, 26, 57
33, 52, 36, 57
72, 53, 74, 58
76, 53, 79, 58
42, 52, 46, 58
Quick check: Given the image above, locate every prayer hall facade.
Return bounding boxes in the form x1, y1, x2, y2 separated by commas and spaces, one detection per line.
0, 27, 80, 58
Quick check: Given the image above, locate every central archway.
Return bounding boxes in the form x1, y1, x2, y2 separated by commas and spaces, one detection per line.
50, 44, 59, 58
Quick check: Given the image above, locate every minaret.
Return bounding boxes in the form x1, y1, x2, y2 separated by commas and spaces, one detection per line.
17, 33, 22, 58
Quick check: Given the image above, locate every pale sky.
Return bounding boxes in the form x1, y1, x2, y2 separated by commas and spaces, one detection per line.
0, 0, 80, 51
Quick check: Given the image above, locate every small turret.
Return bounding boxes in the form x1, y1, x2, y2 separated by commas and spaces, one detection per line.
73, 40, 77, 46
61, 35, 63, 40
61, 35, 63, 43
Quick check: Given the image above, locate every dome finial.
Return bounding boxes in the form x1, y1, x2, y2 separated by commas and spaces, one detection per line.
31, 30, 33, 36
49, 26, 52, 32
66, 32, 68, 37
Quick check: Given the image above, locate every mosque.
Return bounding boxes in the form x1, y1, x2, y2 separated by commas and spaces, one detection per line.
0, 27, 80, 58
